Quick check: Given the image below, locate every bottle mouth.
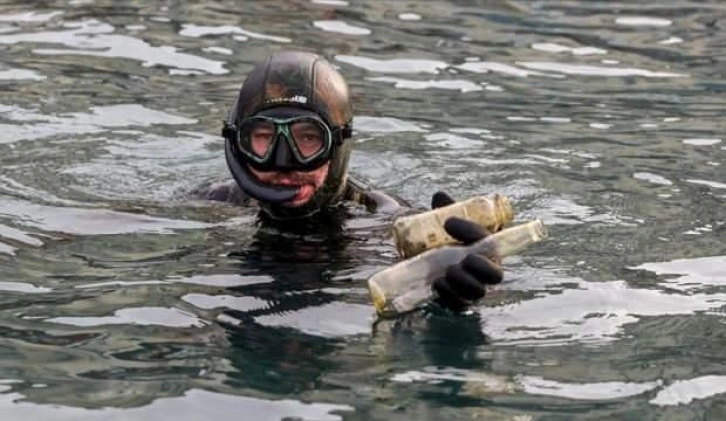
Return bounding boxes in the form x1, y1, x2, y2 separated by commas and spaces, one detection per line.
530, 219, 549, 240
368, 279, 387, 316
494, 194, 514, 230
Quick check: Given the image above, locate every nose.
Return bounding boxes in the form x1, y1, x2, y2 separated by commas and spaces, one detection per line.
273, 133, 296, 171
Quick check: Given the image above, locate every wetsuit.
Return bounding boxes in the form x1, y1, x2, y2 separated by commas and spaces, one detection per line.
191, 176, 406, 216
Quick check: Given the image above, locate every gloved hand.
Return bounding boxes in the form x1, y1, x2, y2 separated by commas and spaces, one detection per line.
430, 191, 504, 312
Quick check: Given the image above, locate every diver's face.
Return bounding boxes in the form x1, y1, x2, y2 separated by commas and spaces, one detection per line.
248, 162, 330, 207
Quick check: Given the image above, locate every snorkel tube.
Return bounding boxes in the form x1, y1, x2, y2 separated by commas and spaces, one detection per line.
224, 134, 299, 203
222, 91, 299, 204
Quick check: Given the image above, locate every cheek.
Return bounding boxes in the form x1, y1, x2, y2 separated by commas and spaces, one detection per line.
312, 164, 330, 186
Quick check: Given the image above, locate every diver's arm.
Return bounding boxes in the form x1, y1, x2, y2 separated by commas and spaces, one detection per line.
190, 178, 255, 206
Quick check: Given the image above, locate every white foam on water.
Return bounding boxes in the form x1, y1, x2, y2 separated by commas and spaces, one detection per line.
0, 103, 195, 144
686, 179, 726, 190
650, 376, 726, 406
313, 20, 371, 35
182, 293, 269, 312
203, 46, 233, 55
312, 0, 349, 5
0, 69, 45, 81
172, 274, 273, 287
590, 123, 612, 130
532, 42, 607, 55
615, 16, 672, 27
353, 115, 428, 133
178, 23, 290, 43
0, 11, 62, 22
46, 307, 207, 328
458, 61, 544, 77
398, 13, 422, 21
633, 172, 673, 186
520, 376, 662, 400
0, 198, 211, 235
0, 387, 352, 420
424, 132, 484, 149
518, 62, 686, 78
390, 367, 661, 400
0, 281, 52, 293
630, 255, 726, 291
368, 76, 482, 92
683, 138, 721, 146
0, 222, 43, 246
478, 278, 726, 345
336, 55, 447, 74
659, 37, 683, 45
0, 20, 228, 74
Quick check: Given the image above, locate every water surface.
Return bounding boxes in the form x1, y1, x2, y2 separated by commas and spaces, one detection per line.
0, 0, 724, 419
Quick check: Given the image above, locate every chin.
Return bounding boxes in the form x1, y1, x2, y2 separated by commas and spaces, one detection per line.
283, 200, 310, 208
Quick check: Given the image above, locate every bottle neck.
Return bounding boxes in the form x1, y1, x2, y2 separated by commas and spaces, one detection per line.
469, 219, 547, 258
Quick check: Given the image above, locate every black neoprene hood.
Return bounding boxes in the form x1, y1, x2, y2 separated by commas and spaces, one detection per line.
223, 50, 354, 219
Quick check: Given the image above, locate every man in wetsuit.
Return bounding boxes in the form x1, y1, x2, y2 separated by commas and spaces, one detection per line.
194, 50, 502, 312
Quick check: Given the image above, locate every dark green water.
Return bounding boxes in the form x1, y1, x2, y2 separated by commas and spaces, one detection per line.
0, 0, 724, 419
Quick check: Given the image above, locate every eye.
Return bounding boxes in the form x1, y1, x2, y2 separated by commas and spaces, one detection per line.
291, 122, 324, 143
248, 122, 275, 156
298, 130, 322, 143
252, 131, 273, 143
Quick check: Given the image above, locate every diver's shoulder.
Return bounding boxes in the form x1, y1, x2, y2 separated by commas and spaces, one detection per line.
190, 178, 254, 206
344, 176, 410, 214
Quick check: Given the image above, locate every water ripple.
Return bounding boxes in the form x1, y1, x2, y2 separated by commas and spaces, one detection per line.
178, 23, 291, 43
0, 388, 352, 420
46, 307, 207, 328
478, 278, 726, 345
0, 20, 227, 75
0, 198, 211, 235
0, 104, 194, 144
368, 76, 483, 92
313, 20, 371, 36
650, 375, 726, 406
517, 62, 687, 78
336, 55, 447, 74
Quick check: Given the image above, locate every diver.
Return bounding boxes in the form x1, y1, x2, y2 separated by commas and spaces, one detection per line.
193, 50, 503, 312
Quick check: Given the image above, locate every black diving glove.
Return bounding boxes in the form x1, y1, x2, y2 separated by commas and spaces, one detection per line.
430, 192, 504, 312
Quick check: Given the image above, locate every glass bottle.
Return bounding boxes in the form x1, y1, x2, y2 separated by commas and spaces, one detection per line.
391, 194, 514, 258
369, 219, 547, 318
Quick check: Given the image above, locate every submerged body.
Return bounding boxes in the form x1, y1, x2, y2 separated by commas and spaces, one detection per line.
191, 175, 405, 216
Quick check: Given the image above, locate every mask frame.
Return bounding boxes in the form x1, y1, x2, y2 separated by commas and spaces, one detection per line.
235, 114, 334, 172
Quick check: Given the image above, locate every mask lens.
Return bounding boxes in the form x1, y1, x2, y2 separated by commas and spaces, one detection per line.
237, 115, 331, 165
240, 120, 275, 159
289, 119, 327, 158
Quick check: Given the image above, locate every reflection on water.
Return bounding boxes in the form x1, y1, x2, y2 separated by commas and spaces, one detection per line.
0, 387, 352, 421
0, 0, 725, 419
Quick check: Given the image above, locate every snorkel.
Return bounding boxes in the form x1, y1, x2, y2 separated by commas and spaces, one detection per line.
223, 97, 299, 203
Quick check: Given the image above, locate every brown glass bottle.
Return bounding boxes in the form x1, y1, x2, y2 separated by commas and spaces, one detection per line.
391, 194, 514, 258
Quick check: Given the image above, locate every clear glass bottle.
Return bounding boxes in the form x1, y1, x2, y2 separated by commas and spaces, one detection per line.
369, 219, 547, 318
391, 194, 514, 259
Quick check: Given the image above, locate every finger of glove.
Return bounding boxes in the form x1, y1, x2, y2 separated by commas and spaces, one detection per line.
433, 277, 469, 312
444, 217, 490, 245
445, 264, 487, 301
431, 191, 456, 209
462, 254, 504, 285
